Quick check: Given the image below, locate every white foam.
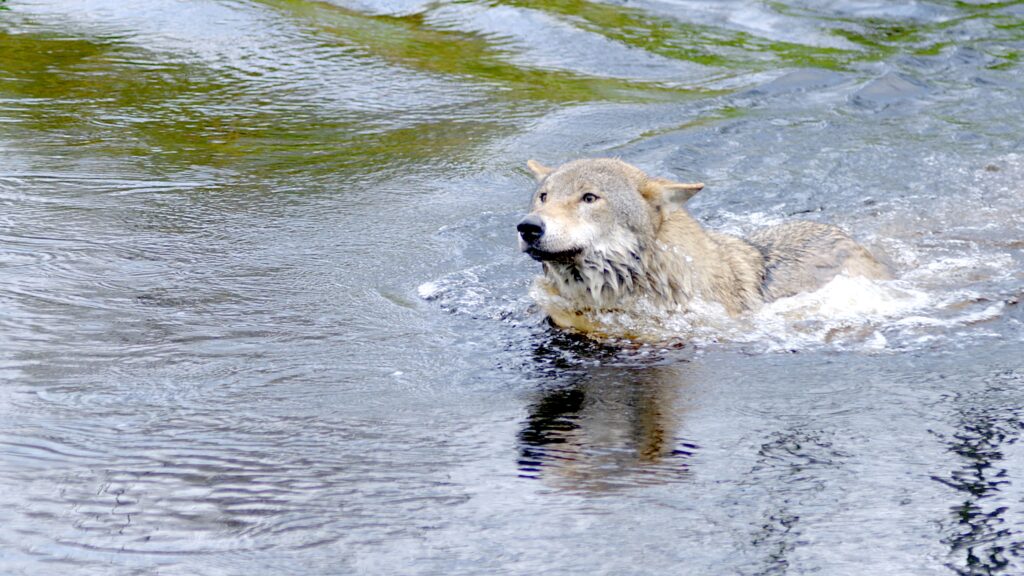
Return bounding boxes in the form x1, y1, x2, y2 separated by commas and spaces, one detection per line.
738, 275, 935, 351
759, 274, 930, 321
895, 302, 1005, 328
416, 281, 441, 300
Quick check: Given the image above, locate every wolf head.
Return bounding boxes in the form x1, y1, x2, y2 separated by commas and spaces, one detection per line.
517, 158, 703, 265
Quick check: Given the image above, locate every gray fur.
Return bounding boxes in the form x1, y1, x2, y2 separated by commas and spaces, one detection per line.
751, 221, 889, 301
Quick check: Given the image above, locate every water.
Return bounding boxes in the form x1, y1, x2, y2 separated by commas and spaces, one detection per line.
1, 0, 1023, 574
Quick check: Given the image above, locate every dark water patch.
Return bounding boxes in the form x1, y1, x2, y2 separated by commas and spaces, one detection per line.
932, 368, 1024, 575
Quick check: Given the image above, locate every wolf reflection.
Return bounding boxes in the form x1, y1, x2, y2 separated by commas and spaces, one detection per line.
517, 360, 697, 491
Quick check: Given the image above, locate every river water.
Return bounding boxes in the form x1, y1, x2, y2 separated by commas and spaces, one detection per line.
1, 1, 1023, 574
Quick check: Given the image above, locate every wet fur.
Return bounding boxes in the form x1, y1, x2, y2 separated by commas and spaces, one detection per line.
519, 158, 889, 335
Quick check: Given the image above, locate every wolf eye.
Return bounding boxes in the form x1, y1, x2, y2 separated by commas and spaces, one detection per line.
581, 193, 599, 203
539, 192, 547, 203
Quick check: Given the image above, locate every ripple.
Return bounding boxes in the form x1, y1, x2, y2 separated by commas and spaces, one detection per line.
1, 415, 471, 556
426, 3, 718, 84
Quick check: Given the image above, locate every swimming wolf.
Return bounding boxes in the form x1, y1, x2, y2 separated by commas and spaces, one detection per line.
516, 158, 889, 336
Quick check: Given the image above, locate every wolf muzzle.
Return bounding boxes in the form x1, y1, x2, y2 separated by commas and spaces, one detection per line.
517, 215, 581, 262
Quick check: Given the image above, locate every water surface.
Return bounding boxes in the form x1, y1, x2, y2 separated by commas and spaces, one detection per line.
1, 0, 1023, 574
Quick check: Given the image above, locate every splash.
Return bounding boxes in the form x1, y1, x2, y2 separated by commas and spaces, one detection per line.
421, 263, 1013, 353
560, 273, 937, 351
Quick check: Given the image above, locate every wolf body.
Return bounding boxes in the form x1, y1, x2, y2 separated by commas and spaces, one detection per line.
516, 158, 888, 336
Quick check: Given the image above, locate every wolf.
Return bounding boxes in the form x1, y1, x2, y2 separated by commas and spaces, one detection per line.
516, 158, 889, 337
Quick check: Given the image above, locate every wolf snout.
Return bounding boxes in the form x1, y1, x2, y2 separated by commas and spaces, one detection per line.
517, 215, 545, 244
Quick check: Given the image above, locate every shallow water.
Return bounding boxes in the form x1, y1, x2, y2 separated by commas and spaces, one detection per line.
1, 0, 1023, 574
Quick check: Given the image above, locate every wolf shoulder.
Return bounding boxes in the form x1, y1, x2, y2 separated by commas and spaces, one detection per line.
749, 221, 890, 301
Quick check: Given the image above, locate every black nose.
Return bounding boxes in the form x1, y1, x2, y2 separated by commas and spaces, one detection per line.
517, 215, 545, 244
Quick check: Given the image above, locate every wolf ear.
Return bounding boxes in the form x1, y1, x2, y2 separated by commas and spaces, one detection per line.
641, 178, 705, 207
526, 159, 554, 182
